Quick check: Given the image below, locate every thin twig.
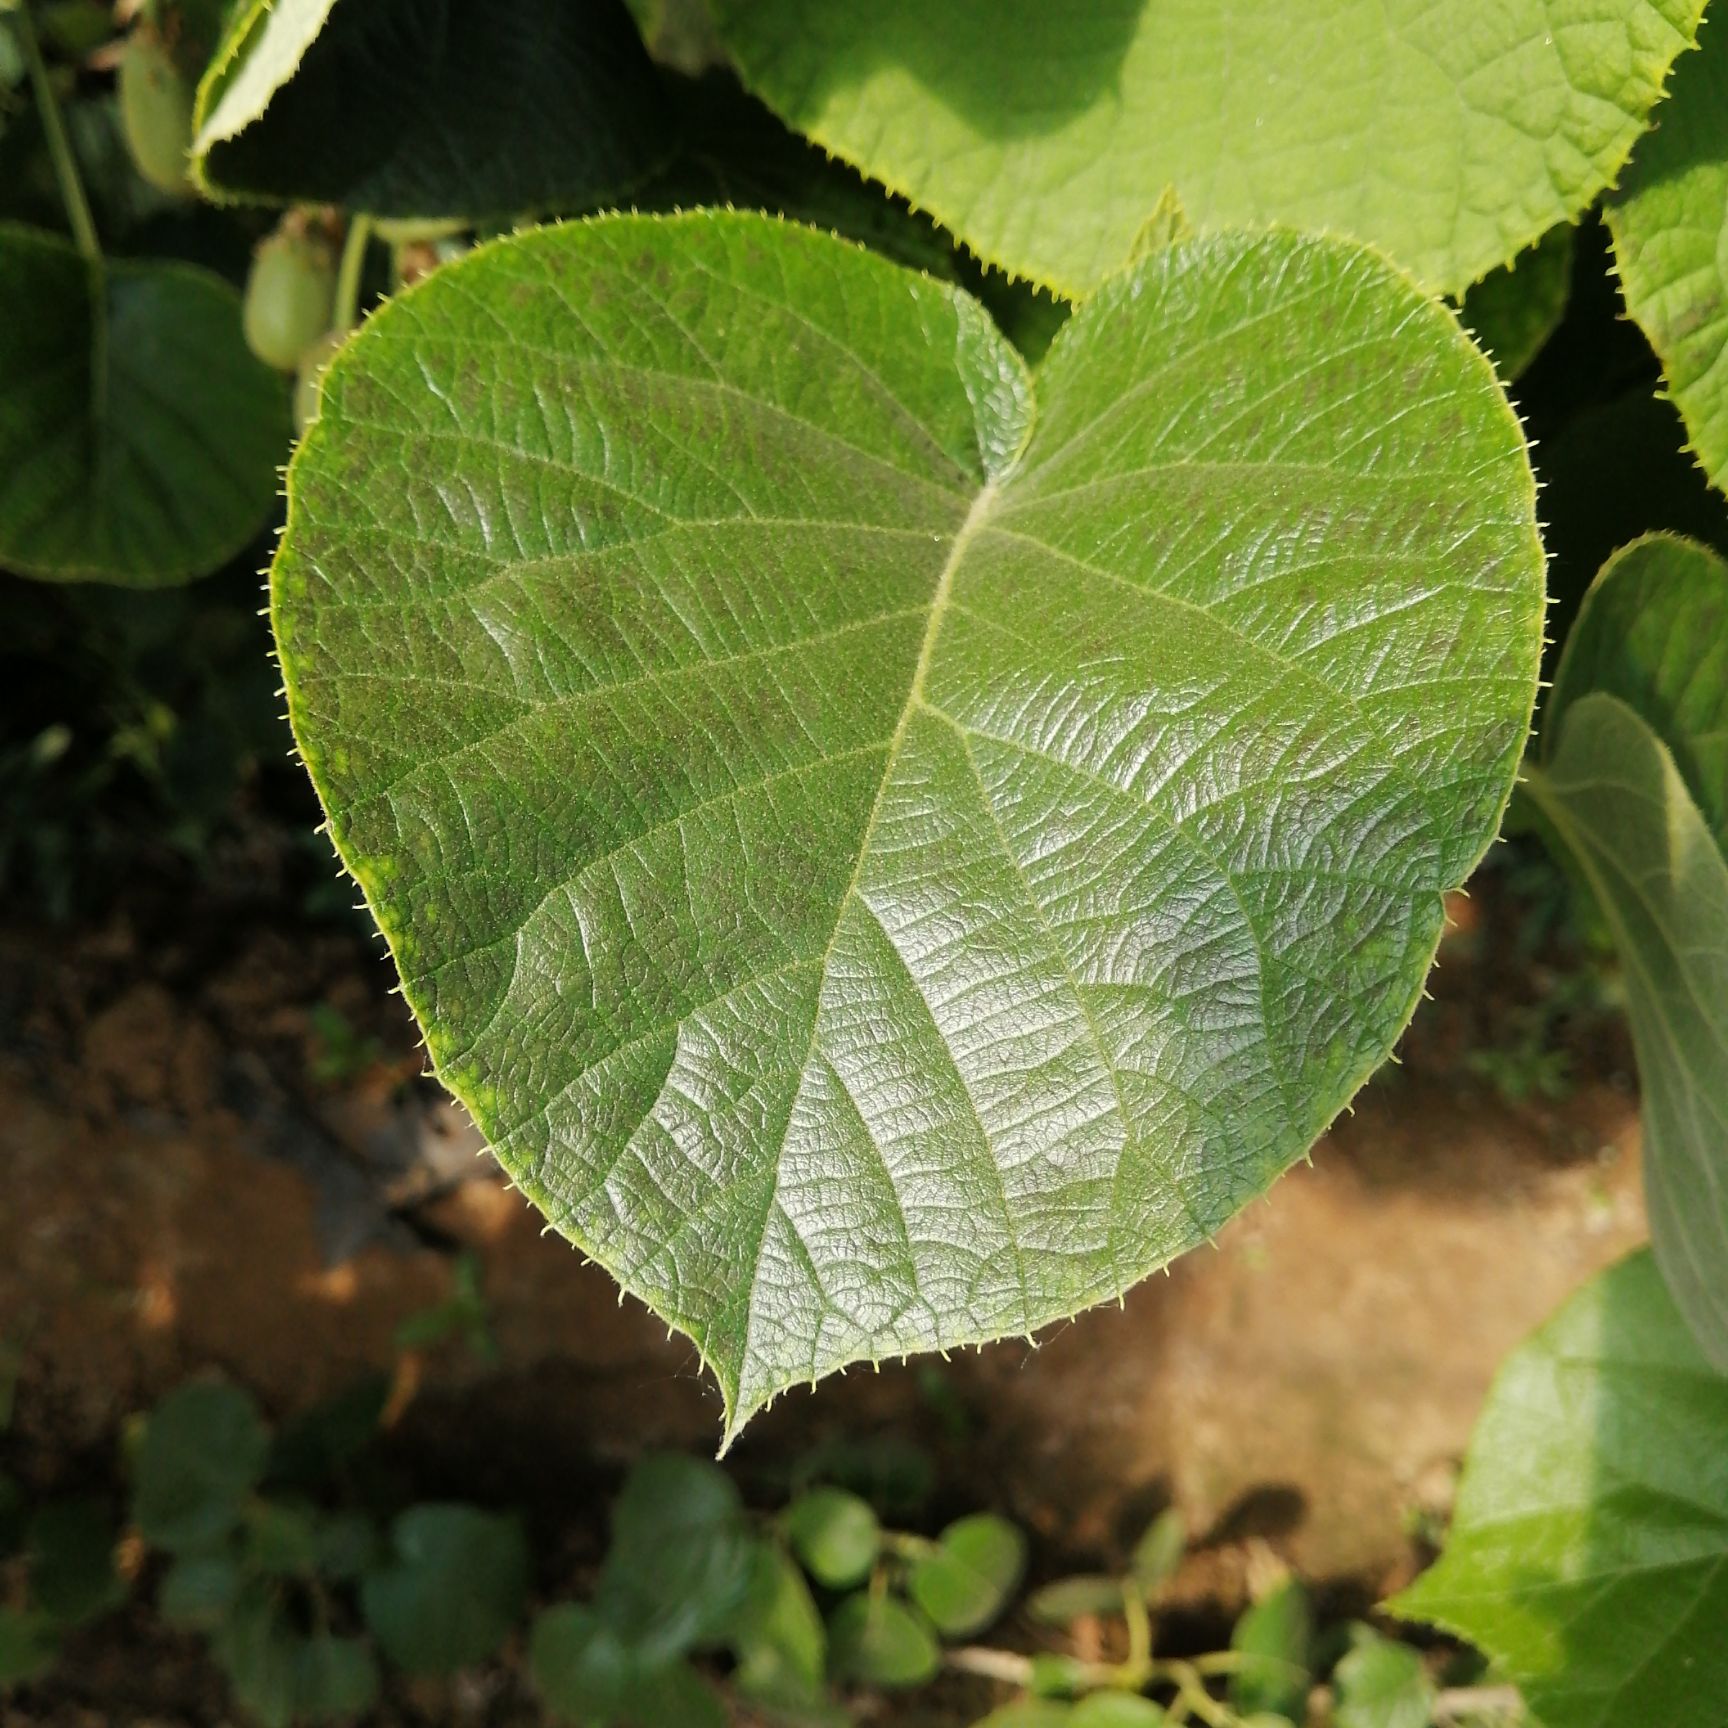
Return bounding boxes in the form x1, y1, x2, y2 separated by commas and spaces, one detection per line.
14, 0, 100, 258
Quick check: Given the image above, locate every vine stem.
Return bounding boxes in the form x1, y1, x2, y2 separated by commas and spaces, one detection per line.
14, 0, 100, 259
333, 213, 374, 333
1435, 1683, 1523, 1724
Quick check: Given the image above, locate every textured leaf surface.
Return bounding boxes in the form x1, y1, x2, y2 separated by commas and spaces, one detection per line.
1392, 1249, 1728, 1727
709, 0, 1702, 297
192, 0, 672, 216
0, 224, 283, 585
274, 211, 1543, 1441
1608, 9, 1728, 495
1529, 687, 1728, 1373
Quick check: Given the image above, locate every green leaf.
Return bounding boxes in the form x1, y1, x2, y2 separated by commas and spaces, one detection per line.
243, 1497, 322, 1576
1608, 8, 1728, 495
906, 1513, 1027, 1637
27, 1497, 122, 1625
709, 0, 1702, 296
1528, 677, 1728, 1372
1228, 1576, 1313, 1722
292, 1634, 381, 1723
192, 0, 674, 216
1331, 1626, 1434, 1728
972, 1704, 1075, 1728
1548, 533, 1728, 845
0, 1608, 56, 1688
827, 1592, 939, 1688
1390, 1249, 1728, 1727
531, 1606, 727, 1728
1070, 1697, 1169, 1728
531, 1603, 628, 1725
1026, 1575, 1129, 1626
1460, 227, 1574, 382
0, 225, 284, 586
784, 1487, 881, 1591
312, 1509, 380, 1581
212, 1582, 298, 1728
1127, 1509, 1185, 1600
597, 1454, 755, 1659
159, 1552, 244, 1630
132, 1381, 270, 1552
213, 1582, 381, 1728
1028, 1653, 1093, 1698
360, 1503, 529, 1675
730, 1540, 828, 1706
273, 211, 1543, 1443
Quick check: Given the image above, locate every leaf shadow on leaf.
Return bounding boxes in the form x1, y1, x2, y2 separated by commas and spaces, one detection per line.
714, 0, 1141, 143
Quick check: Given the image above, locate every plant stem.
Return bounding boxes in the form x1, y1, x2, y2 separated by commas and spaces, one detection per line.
1124, 1590, 1153, 1677
1435, 1682, 1524, 1724
14, 0, 100, 259
333, 214, 373, 332
944, 1645, 1036, 1687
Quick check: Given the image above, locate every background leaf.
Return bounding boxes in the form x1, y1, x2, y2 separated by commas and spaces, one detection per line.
709, 0, 1701, 296
596, 1454, 754, 1658
1228, 1575, 1312, 1722
359, 1503, 529, 1675
273, 211, 1542, 1442
1527, 688, 1728, 1372
1548, 533, 1728, 841
827, 1592, 939, 1688
1026, 1575, 1128, 1626
729, 1540, 828, 1707
192, 0, 674, 217
1127, 1509, 1184, 1599
1539, 535, 1728, 1367
132, 1381, 269, 1552
0, 225, 284, 586
906, 1513, 1026, 1637
1608, 8, 1728, 496
1070, 1697, 1168, 1727
1391, 1249, 1728, 1728
1460, 227, 1575, 383
784, 1486, 880, 1591
1331, 1625, 1434, 1728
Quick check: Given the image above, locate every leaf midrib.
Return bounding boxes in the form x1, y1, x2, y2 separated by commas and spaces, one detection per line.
725, 476, 1003, 1429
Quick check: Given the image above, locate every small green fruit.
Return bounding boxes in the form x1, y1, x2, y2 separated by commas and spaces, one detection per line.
245, 228, 338, 372
294, 330, 347, 434
118, 30, 194, 198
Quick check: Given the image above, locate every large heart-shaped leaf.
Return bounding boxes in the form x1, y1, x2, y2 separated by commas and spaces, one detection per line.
1608, 8, 1728, 497
273, 211, 1542, 1442
1531, 536, 1728, 1372
708, 0, 1702, 298
192, 0, 673, 216
1391, 1249, 1728, 1727
0, 223, 284, 586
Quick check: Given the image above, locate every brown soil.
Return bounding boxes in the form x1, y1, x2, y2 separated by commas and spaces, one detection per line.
0, 855, 1645, 1723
